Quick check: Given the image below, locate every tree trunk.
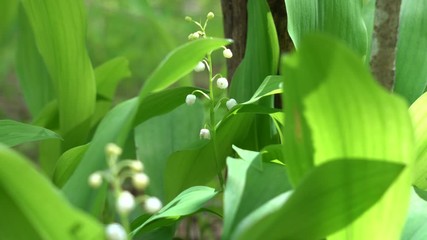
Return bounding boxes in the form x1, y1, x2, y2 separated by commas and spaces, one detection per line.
370, 0, 402, 90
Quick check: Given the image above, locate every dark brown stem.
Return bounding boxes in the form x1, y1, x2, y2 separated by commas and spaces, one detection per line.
370, 0, 402, 90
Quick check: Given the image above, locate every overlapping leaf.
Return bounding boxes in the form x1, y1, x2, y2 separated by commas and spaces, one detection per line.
0, 145, 103, 240
395, 0, 427, 104
282, 35, 413, 239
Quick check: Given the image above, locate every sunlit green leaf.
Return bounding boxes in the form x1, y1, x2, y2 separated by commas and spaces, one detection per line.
222, 146, 290, 239
282, 35, 413, 239
410, 92, 427, 189
402, 189, 427, 240
0, 145, 103, 240
395, 0, 427, 104
22, 0, 96, 149
130, 186, 217, 237
232, 159, 404, 240
0, 119, 61, 147
139, 38, 231, 98
16, 7, 54, 117
285, 0, 367, 57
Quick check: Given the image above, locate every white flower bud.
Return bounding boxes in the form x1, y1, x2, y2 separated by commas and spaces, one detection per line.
132, 173, 150, 190
106, 143, 122, 157
200, 128, 211, 140
207, 12, 215, 20
144, 197, 163, 214
216, 77, 229, 89
223, 48, 233, 58
88, 172, 103, 188
226, 98, 237, 110
116, 191, 135, 214
193, 61, 205, 72
186, 94, 197, 105
130, 160, 144, 172
105, 223, 127, 240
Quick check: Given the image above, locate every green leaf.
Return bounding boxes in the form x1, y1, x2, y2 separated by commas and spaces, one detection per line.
0, 119, 62, 147
22, 0, 96, 149
164, 113, 255, 201
285, 0, 367, 57
53, 144, 89, 188
16, 6, 54, 117
139, 38, 231, 98
243, 75, 283, 105
282, 34, 414, 239
134, 103, 204, 201
395, 0, 427, 104
134, 87, 203, 124
130, 186, 217, 237
230, 0, 279, 102
0, 145, 103, 240
222, 146, 290, 239
232, 159, 404, 240
402, 189, 427, 240
0, 0, 18, 43
62, 98, 138, 210
410, 92, 427, 189
95, 57, 130, 100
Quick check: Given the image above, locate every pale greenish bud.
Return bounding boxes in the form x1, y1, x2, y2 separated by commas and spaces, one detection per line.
116, 191, 135, 214
216, 77, 229, 89
88, 172, 103, 188
226, 98, 237, 110
185, 16, 192, 22
207, 12, 214, 20
105, 223, 126, 240
186, 94, 197, 105
144, 197, 163, 214
223, 48, 233, 58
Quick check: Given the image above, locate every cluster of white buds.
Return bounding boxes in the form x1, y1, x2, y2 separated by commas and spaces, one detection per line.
188, 31, 203, 40
88, 143, 164, 239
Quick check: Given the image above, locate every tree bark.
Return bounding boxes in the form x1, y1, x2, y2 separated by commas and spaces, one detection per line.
370, 0, 402, 90
220, 0, 293, 79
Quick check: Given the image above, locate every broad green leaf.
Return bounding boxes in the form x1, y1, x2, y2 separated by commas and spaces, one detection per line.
402, 189, 427, 240
222, 146, 290, 239
0, 119, 61, 147
285, 0, 367, 57
282, 35, 414, 239
63, 37, 231, 212
0, 145, 103, 240
230, 0, 279, 102
243, 75, 283, 105
395, 0, 427, 104
62, 98, 138, 210
53, 144, 89, 188
95, 57, 130, 100
229, 0, 280, 150
0, 0, 17, 43
139, 38, 231, 98
134, 103, 204, 201
134, 87, 203, 124
130, 186, 217, 237
409, 92, 427, 189
91, 57, 131, 127
164, 113, 255, 201
22, 0, 96, 149
16, 6, 54, 117
232, 159, 404, 240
